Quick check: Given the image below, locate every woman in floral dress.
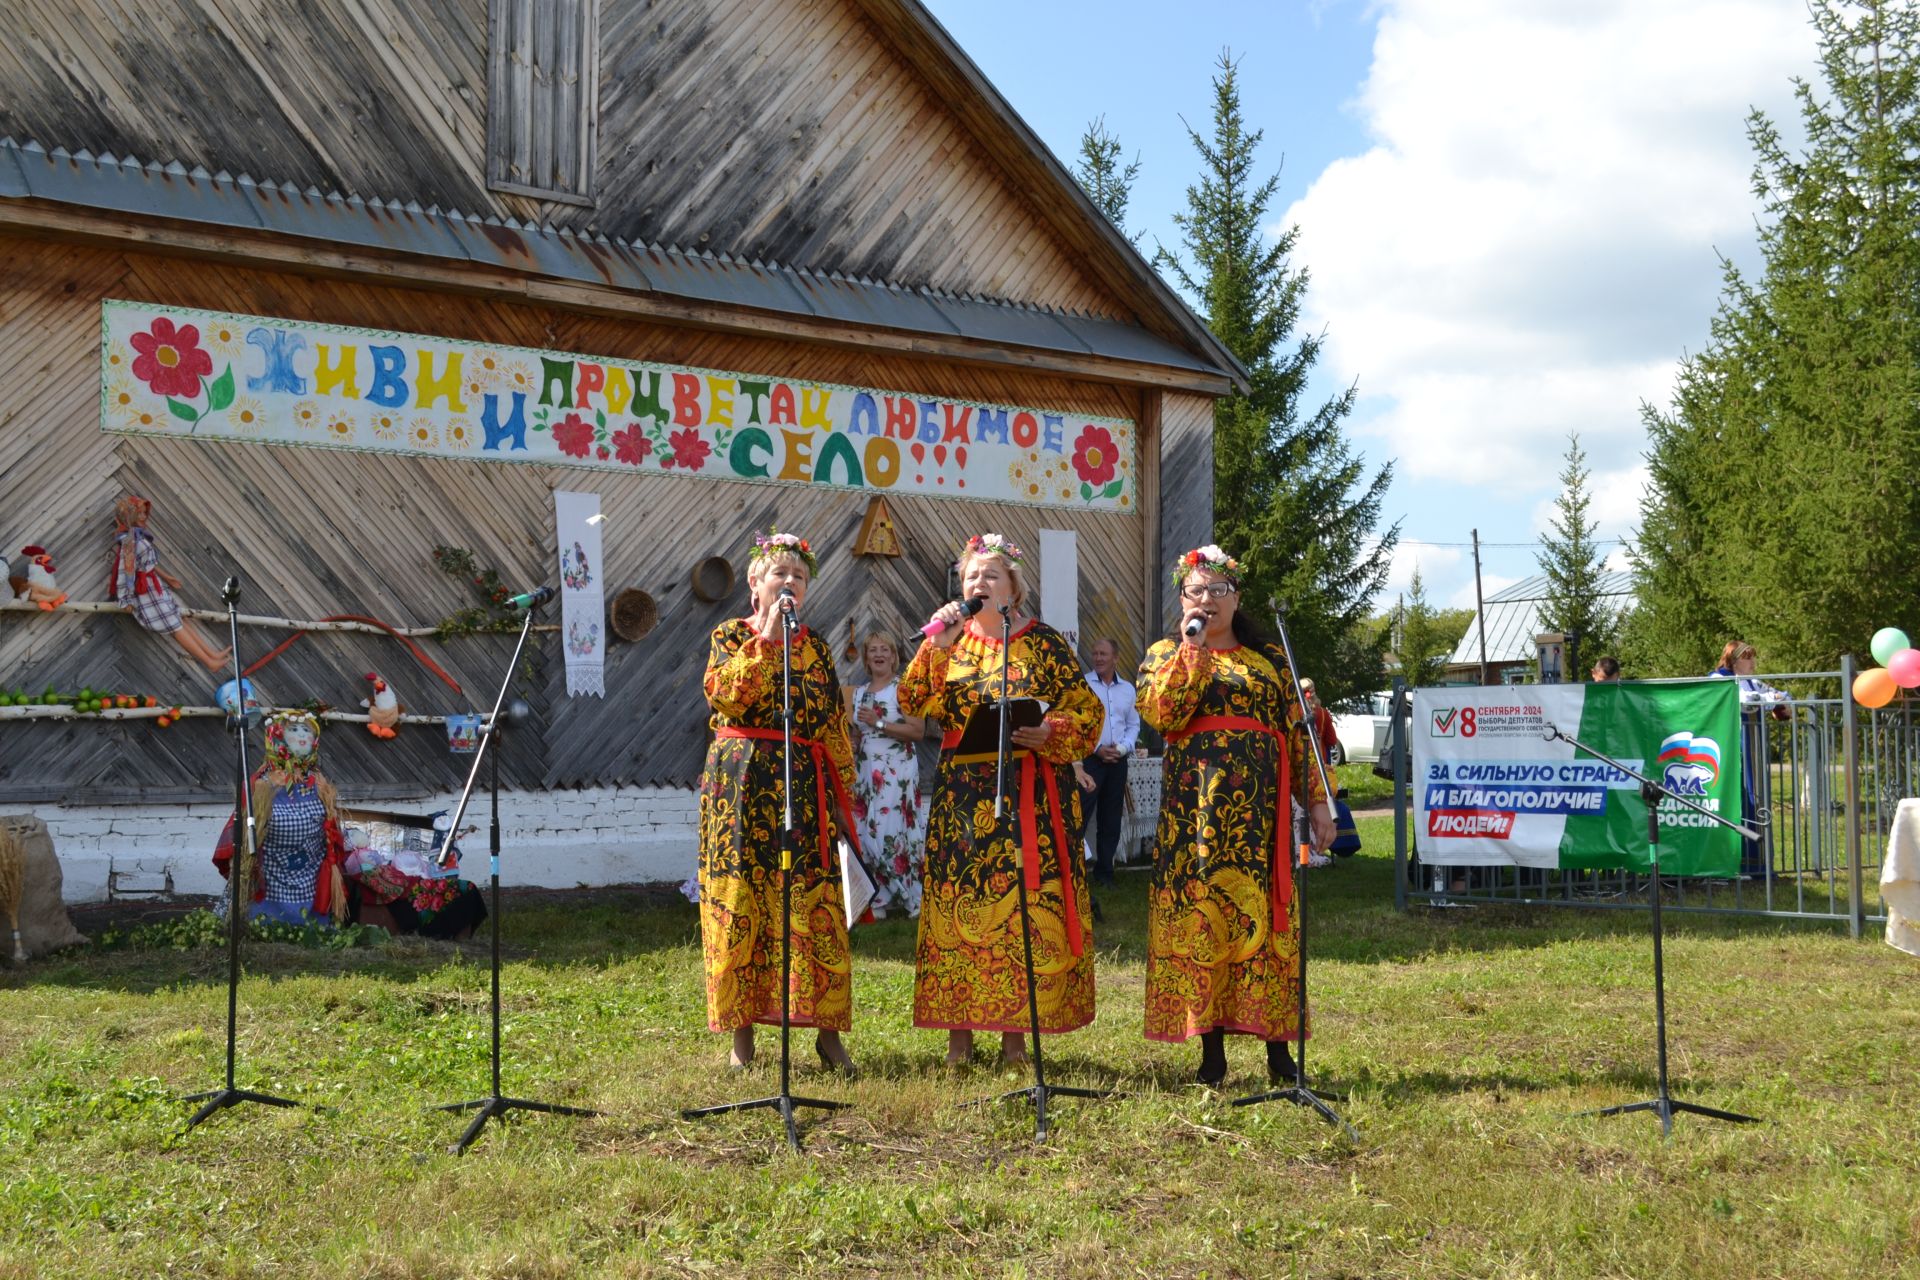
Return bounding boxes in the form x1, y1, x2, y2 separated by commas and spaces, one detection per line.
697, 529, 859, 1075
900, 534, 1104, 1069
849, 630, 927, 919
1136, 546, 1334, 1087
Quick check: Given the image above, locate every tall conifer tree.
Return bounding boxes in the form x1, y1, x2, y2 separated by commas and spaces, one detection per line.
1631, 0, 1920, 673
1156, 52, 1396, 702
1073, 116, 1141, 243
1537, 434, 1619, 672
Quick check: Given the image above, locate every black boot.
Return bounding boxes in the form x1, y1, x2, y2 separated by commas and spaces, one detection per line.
1266, 1039, 1297, 1086
1196, 1029, 1227, 1087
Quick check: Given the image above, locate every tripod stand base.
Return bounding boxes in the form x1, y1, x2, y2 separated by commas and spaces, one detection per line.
681, 1093, 848, 1152
1579, 1095, 1761, 1139
432, 1094, 599, 1156
180, 1086, 301, 1132
1230, 1083, 1358, 1140
961, 1082, 1122, 1143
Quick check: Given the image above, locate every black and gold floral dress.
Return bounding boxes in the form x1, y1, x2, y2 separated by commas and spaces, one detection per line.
697, 618, 858, 1031
1136, 638, 1327, 1043
897, 619, 1102, 1033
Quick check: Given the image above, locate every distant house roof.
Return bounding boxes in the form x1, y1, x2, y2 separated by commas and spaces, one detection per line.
1448, 571, 1637, 667
0, 137, 1234, 391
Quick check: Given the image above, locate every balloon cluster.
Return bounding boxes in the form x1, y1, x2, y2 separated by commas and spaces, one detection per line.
1853, 628, 1920, 707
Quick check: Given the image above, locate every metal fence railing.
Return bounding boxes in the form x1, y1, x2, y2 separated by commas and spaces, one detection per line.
1393, 660, 1893, 937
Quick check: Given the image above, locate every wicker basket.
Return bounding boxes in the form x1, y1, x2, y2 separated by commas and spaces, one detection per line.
609, 588, 658, 643
690, 556, 735, 603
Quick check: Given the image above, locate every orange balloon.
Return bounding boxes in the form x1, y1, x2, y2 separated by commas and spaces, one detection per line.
1854, 667, 1898, 708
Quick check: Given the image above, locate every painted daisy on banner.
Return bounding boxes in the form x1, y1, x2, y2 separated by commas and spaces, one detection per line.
231, 396, 265, 434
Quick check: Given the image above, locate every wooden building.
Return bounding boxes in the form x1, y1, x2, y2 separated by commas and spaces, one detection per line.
0, 0, 1239, 892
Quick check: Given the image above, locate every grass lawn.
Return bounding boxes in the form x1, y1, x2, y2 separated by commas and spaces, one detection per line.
3, 814, 1918, 1279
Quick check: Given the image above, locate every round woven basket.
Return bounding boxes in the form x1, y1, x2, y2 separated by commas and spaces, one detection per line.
690, 556, 735, 603
609, 588, 658, 643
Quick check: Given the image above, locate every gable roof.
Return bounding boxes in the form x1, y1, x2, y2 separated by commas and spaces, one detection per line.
0, 137, 1230, 390
850, 0, 1247, 387
1448, 571, 1637, 666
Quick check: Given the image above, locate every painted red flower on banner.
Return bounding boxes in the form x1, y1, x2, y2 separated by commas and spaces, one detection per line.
612, 425, 652, 466
1071, 424, 1118, 487
595, 445, 611, 461
664, 427, 711, 471
553, 412, 594, 458
129, 318, 213, 399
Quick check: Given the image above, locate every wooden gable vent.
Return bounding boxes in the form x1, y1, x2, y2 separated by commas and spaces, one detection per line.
854, 496, 903, 557
487, 0, 600, 206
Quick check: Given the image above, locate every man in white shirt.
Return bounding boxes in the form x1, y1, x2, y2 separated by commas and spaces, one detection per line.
1082, 638, 1140, 886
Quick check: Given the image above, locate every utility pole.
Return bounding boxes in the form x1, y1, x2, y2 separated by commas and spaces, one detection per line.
1472, 528, 1490, 686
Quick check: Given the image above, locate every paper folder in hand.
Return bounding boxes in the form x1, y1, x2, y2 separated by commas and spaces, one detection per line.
951, 698, 1046, 755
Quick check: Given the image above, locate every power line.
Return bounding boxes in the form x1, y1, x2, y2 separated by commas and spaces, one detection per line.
1395, 537, 1632, 550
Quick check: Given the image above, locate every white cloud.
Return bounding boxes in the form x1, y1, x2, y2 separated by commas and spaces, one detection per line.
1378, 539, 1463, 598
1285, 0, 1815, 495
1449, 572, 1518, 611
1527, 462, 1651, 539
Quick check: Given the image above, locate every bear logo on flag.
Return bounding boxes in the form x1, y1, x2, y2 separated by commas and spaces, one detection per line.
1657, 731, 1721, 796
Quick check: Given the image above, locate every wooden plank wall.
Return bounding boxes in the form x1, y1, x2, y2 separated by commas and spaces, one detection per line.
0, 0, 1122, 318
1156, 392, 1216, 635
0, 239, 1155, 802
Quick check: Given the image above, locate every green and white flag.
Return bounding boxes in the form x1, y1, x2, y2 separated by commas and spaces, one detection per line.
1411, 680, 1743, 876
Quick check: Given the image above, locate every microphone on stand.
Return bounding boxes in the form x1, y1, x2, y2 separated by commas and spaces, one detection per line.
506, 585, 555, 610
921, 596, 986, 638
777, 586, 797, 616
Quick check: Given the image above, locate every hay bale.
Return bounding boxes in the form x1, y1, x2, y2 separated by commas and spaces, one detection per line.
0, 816, 87, 960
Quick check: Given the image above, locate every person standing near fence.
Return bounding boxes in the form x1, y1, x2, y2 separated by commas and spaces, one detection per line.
1709, 641, 1789, 880
1136, 545, 1333, 1087
1082, 638, 1140, 887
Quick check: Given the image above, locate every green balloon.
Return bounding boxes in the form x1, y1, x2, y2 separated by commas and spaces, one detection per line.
1873, 627, 1912, 666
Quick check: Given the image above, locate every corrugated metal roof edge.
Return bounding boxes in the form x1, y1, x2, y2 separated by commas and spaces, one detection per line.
0, 136, 1222, 380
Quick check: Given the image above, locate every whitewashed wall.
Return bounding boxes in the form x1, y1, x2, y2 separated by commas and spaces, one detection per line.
33, 786, 702, 904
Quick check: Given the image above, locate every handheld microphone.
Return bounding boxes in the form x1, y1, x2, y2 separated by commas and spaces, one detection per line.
507, 585, 556, 610
1183, 614, 1205, 640
920, 596, 986, 638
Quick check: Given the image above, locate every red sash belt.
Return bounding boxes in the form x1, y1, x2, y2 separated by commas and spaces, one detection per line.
1163, 714, 1296, 934
939, 728, 1085, 956
714, 726, 860, 872
132, 570, 163, 596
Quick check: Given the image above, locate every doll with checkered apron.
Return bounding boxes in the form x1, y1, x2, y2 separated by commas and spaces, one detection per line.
106, 494, 231, 670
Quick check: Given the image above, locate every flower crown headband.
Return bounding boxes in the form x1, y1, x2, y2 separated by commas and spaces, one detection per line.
962, 533, 1025, 567
750, 527, 818, 576
1173, 544, 1241, 587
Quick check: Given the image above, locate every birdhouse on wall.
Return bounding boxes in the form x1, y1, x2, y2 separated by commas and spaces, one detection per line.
854, 496, 903, 557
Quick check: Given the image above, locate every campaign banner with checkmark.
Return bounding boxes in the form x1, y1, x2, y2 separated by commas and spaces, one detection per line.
1410, 680, 1742, 875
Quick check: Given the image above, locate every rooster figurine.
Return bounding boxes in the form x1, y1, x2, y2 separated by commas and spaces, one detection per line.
361, 671, 402, 739
21, 546, 66, 610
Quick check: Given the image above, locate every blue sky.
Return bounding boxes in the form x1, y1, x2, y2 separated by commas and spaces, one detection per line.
924, 0, 1819, 615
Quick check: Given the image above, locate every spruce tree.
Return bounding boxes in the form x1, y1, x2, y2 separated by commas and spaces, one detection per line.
1396, 568, 1452, 688
1536, 433, 1619, 673
1631, 0, 1920, 673
1073, 116, 1141, 242
1156, 52, 1396, 703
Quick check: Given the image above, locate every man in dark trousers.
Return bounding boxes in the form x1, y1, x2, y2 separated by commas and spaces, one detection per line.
1082, 638, 1140, 887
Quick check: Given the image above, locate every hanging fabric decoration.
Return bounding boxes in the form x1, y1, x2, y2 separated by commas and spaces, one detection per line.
554, 490, 606, 697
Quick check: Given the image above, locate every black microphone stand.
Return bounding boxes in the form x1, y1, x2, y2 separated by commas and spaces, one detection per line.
1229, 602, 1356, 1140
182, 576, 302, 1132
965, 604, 1119, 1141
1545, 721, 1763, 1137
430, 592, 596, 1155
682, 593, 848, 1151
